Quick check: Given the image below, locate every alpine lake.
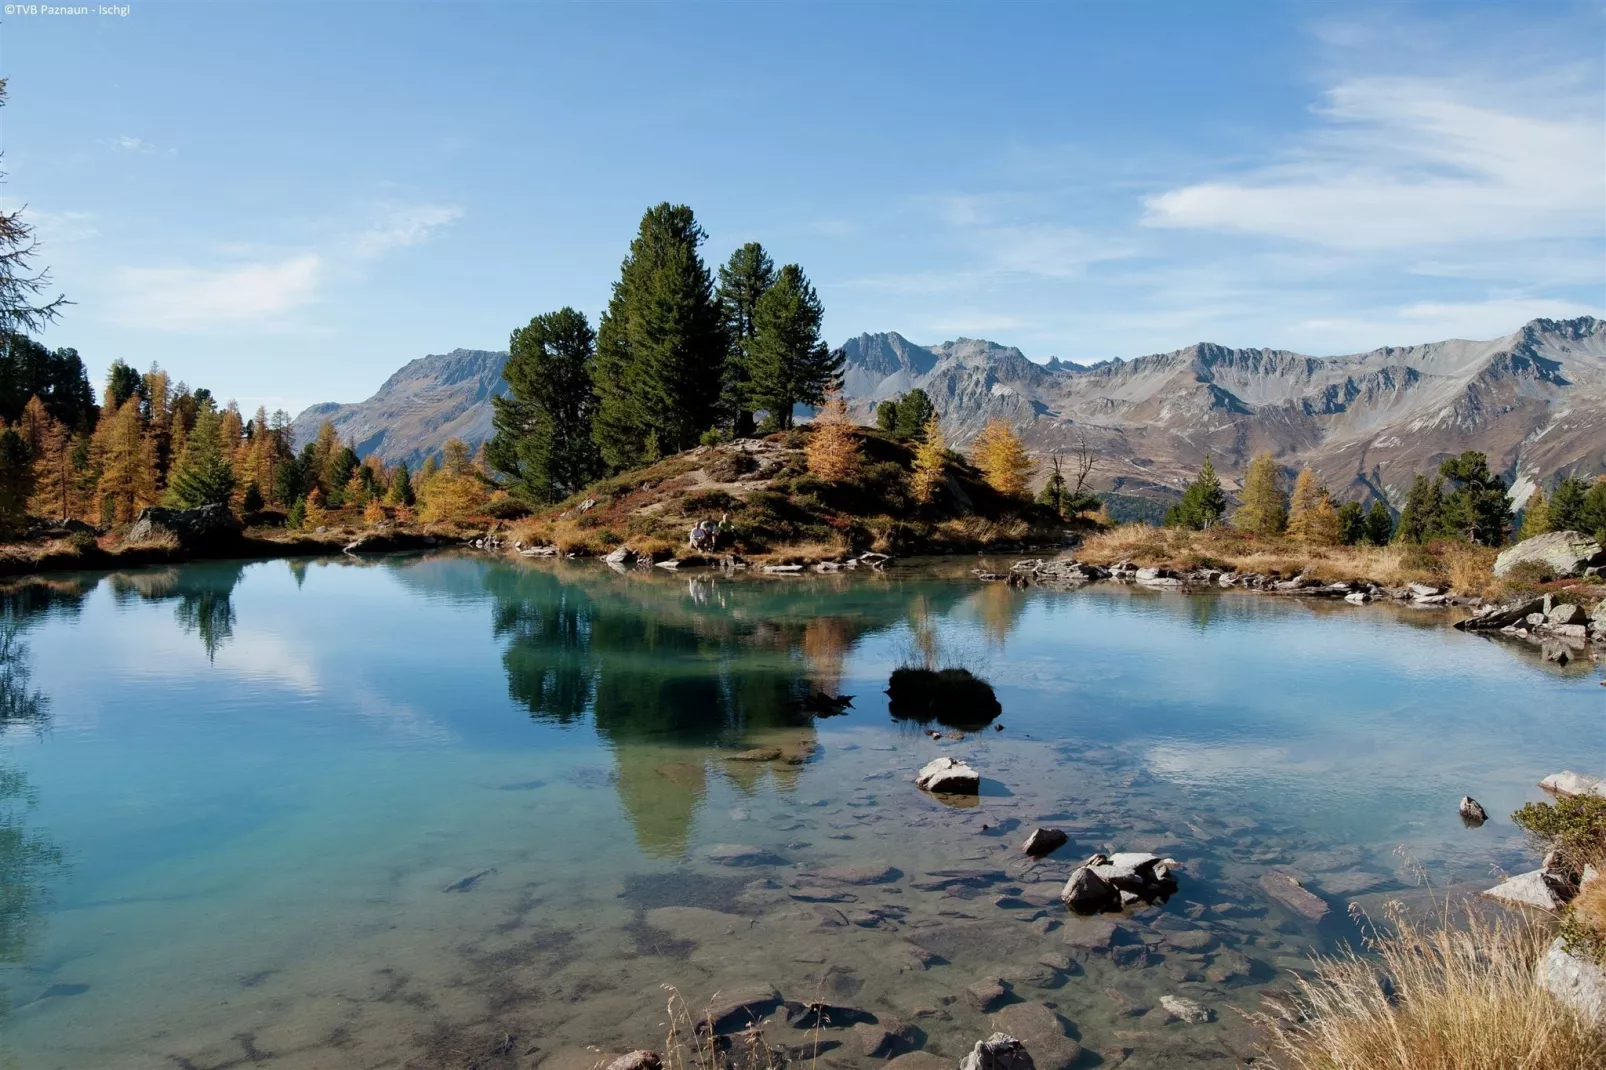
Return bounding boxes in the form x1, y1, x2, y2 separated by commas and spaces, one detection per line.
0, 551, 1600, 1069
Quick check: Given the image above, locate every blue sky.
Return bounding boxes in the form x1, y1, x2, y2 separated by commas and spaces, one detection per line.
4, 1, 1603, 416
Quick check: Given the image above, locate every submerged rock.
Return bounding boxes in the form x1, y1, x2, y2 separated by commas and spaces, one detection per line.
958, 1033, 1035, 1070
1258, 872, 1331, 922
964, 976, 1009, 1011
916, 757, 981, 795
694, 984, 782, 1036
1459, 796, 1489, 827
991, 1003, 1082, 1070
1159, 995, 1212, 1024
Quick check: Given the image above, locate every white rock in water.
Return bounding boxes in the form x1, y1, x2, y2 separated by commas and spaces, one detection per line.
1540, 771, 1606, 798
1537, 937, 1606, 1025
1480, 869, 1567, 912
1159, 995, 1211, 1023
916, 756, 980, 794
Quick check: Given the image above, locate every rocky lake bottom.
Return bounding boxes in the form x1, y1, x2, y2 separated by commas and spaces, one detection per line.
0, 553, 1600, 1069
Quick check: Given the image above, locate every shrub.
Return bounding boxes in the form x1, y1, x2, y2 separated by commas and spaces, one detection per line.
484, 492, 532, 520
1511, 793, 1606, 873
682, 489, 739, 515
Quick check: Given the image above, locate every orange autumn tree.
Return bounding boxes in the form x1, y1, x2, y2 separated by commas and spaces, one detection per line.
970, 417, 1033, 498
805, 392, 861, 483
909, 414, 947, 504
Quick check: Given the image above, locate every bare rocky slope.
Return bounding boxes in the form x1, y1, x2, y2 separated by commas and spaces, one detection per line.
296, 317, 1606, 510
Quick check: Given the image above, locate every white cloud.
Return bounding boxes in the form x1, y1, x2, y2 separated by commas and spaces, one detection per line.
1143, 76, 1605, 249
112, 135, 168, 154
1289, 296, 1603, 350
22, 207, 99, 243
350, 202, 464, 259
107, 200, 463, 331
111, 254, 324, 329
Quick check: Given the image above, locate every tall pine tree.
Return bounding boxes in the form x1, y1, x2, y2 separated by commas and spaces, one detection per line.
488, 306, 603, 504
1232, 452, 1287, 536
592, 203, 725, 469
715, 242, 775, 438
748, 264, 841, 430
1165, 456, 1227, 529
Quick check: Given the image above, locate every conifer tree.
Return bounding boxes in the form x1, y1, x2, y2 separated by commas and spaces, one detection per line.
302, 488, 328, 528
386, 462, 415, 507
0, 425, 30, 533
1363, 500, 1394, 546
909, 415, 947, 505
104, 359, 141, 411
1286, 468, 1340, 545
418, 438, 489, 522
310, 420, 340, 494
286, 496, 307, 530
804, 393, 860, 483
715, 242, 775, 437
1336, 500, 1366, 545
1232, 452, 1287, 536
343, 467, 370, 509
363, 499, 386, 525
489, 306, 603, 504
875, 399, 900, 435
94, 395, 156, 523
592, 203, 725, 468
1436, 451, 1508, 546
241, 481, 264, 513
1547, 477, 1588, 532
748, 264, 840, 431
969, 418, 1033, 498
1517, 486, 1551, 540
893, 389, 934, 442
1165, 456, 1227, 529
165, 404, 236, 509
21, 396, 69, 520
1394, 475, 1445, 544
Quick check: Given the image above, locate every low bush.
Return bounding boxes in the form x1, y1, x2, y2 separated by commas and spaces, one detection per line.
1511, 793, 1606, 874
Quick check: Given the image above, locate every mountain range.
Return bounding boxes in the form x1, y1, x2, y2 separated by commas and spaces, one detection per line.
293, 317, 1606, 510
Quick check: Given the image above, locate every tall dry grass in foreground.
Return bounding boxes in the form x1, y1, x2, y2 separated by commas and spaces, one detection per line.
1257, 905, 1606, 1070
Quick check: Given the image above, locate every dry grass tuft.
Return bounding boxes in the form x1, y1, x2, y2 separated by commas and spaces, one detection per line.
1075, 525, 1508, 594
1257, 903, 1606, 1070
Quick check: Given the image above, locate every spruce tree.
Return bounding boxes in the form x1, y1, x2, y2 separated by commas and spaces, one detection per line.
1232, 452, 1286, 536
1165, 456, 1227, 529
386, 462, 415, 507
875, 398, 900, 435
1581, 479, 1606, 540
489, 306, 603, 504
1516, 486, 1550, 540
591, 203, 725, 469
165, 404, 236, 509
0, 425, 30, 533
1364, 500, 1394, 545
893, 389, 934, 442
1548, 477, 1588, 531
1336, 500, 1366, 545
748, 264, 841, 430
715, 242, 775, 437
1394, 475, 1445, 544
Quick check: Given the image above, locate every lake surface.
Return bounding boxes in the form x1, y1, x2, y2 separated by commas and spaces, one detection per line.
0, 553, 1600, 1069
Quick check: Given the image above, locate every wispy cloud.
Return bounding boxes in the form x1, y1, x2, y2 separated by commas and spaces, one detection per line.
24, 207, 100, 243
108, 201, 463, 331
1142, 76, 1604, 250
113, 254, 324, 330
112, 135, 170, 154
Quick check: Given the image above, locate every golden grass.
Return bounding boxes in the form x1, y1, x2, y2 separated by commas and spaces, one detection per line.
750, 538, 851, 566
1075, 525, 1508, 595
1257, 904, 1606, 1070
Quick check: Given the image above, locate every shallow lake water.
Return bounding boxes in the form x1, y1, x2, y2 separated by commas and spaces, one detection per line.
0, 552, 1601, 1069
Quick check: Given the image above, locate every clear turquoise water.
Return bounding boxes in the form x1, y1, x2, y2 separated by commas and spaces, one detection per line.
0, 554, 1600, 1069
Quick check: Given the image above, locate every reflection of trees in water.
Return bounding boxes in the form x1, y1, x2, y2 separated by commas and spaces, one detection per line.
483, 565, 968, 856
970, 582, 1030, 647
0, 584, 75, 1010
109, 563, 245, 660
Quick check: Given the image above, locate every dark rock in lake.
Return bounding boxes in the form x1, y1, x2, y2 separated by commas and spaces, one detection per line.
887, 667, 1002, 730
1060, 863, 1116, 915
1022, 828, 1068, 858
1459, 795, 1489, 827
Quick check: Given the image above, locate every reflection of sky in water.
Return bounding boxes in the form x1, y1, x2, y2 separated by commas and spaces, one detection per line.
0, 555, 1600, 1065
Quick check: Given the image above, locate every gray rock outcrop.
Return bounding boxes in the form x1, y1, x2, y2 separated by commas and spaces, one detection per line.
1493, 531, 1606, 579
916, 757, 980, 795
1537, 937, 1606, 1024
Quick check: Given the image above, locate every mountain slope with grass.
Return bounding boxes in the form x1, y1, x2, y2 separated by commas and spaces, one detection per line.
508, 426, 1073, 561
